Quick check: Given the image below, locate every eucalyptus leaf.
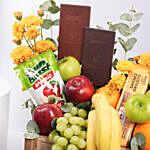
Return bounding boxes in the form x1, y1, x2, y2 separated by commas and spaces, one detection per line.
117, 23, 130, 37
130, 24, 140, 35
96, 25, 104, 30
50, 0, 56, 6
48, 6, 60, 14
39, 1, 51, 11
112, 58, 118, 70
53, 19, 60, 26
107, 22, 118, 31
133, 13, 144, 21
45, 37, 57, 45
42, 19, 53, 29
24, 133, 39, 140
134, 133, 146, 148
118, 37, 127, 52
113, 49, 117, 55
128, 58, 135, 62
61, 103, 73, 113
120, 13, 132, 21
76, 101, 91, 111
131, 137, 139, 150
26, 120, 40, 134
126, 38, 137, 51
51, 118, 57, 130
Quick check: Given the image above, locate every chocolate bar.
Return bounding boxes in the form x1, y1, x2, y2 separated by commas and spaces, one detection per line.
58, 4, 91, 62
81, 28, 115, 86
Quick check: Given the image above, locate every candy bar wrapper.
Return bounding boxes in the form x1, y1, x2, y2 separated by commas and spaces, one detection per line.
117, 65, 149, 147
14, 50, 64, 105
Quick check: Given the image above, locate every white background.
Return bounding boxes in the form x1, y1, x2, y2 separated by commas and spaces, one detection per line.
0, 0, 150, 149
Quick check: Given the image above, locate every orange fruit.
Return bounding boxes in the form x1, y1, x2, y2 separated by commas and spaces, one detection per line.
133, 121, 150, 150
96, 86, 120, 108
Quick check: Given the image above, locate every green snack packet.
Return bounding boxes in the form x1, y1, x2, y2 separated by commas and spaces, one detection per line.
14, 50, 64, 105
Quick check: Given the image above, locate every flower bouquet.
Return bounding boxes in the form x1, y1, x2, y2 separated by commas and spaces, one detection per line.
10, 1, 150, 150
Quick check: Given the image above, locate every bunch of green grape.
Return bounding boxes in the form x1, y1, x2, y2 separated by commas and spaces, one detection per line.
49, 107, 88, 150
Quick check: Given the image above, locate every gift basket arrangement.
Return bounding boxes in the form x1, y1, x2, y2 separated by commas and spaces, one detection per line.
10, 0, 150, 150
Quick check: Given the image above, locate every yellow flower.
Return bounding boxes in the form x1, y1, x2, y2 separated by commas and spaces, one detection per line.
12, 38, 22, 45
116, 60, 134, 73
10, 46, 33, 65
21, 15, 43, 28
33, 40, 57, 53
25, 26, 40, 40
12, 21, 24, 40
13, 11, 22, 17
37, 9, 44, 17
138, 53, 150, 66
108, 74, 126, 90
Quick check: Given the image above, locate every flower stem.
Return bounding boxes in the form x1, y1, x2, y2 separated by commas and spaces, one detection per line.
28, 39, 33, 47
24, 35, 31, 48
34, 38, 36, 52
41, 24, 43, 40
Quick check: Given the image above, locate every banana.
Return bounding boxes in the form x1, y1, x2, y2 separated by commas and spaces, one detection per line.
86, 110, 97, 150
110, 106, 122, 150
92, 93, 112, 150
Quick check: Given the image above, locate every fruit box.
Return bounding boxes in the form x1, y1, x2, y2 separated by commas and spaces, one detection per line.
24, 136, 130, 150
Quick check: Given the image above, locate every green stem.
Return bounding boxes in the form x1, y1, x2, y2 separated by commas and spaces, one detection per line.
24, 35, 31, 48
28, 39, 33, 47
124, 52, 127, 60
41, 24, 43, 40
34, 38, 36, 52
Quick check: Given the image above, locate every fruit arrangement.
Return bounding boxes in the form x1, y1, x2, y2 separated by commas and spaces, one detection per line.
10, 1, 150, 150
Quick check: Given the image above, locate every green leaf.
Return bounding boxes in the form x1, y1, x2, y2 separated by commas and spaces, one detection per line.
120, 13, 132, 21
45, 37, 57, 45
42, 19, 53, 29
50, 0, 56, 6
39, 1, 51, 11
130, 24, 140, 35
112, 58, 118, 70
126, 38, 137, 51
48, 6, 60, 14
131, 137, 139, 150
118, 37, 127, 52
26, 120, 40, 134
51, 118, 57, 130
113, 49, 117, 55
107, 22, 118, 31
117, 23, 130, 37
128, 58, 135, 62
133, 13, 144, 21
134, 133, 146, 148
76, 101, 91, 111
96, 25, 104, 30
61, 103, 73, 113
24, 133, 39, 140
53, 19, 60, 26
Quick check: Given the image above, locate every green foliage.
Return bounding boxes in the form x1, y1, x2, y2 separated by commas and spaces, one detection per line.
97, 6, 143, 70
131, 133, 146, 150
61, 103, 74, 113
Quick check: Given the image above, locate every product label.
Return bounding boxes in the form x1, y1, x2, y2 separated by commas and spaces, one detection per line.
117, 67, 149, 147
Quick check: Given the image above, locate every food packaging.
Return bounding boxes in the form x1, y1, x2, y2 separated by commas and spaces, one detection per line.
14, 50, 64, 105
117, 65, 149, 147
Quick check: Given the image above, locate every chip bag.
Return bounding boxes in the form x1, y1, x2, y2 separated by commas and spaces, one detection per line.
14, 50, 64, 105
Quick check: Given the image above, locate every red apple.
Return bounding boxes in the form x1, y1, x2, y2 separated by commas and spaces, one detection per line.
32, 103, 63, 136
65, 75, 95, 103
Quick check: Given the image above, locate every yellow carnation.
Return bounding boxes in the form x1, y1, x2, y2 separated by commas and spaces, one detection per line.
12, 21, 24, 40
21, 15, 43, 28
25, 26, 40, 40
108, 74, 126, 90
33, 40, 57, 53
116, 60, 134, 73
138, 53, 150, 66
10, 46, 33, 65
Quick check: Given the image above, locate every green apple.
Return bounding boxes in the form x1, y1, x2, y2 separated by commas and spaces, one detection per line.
58, 56, 81, 81
146, 90, 150, 97
125, 94, 150, 123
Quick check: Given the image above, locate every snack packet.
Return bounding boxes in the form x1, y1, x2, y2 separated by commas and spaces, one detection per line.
117, 64, 149, 147
14, 50, 64, 105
